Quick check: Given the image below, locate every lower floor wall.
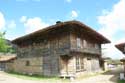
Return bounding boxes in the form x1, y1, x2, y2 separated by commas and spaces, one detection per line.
6, 56, 60, 76
6, 57, 43, 75
0, 63, 6, 71
59, 53, 101, 77
6, 53, 102, 77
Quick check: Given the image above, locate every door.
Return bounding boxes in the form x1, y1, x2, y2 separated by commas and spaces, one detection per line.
43, 55, 51, 76
60, 55, 69, 75
86, 58, 92, 72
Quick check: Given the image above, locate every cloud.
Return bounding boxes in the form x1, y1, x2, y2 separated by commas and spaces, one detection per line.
20, 16, 27, 23
98, 0, 125, 40
102, 44, 124, 59
71, 10, 78, 18
0, 12, 16, 30
0, 12, 6, 30
66, 0, 72, 3
69, 10, 78, 19
0, 12, 18, 40
21, 17, 49, 34
7, 20, 16, 29
97, 0, 125, 59
115, 39, 125, 44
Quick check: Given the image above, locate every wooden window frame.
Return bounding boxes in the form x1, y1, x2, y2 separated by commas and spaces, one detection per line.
26, 61, 30, 66
76, 56, 84, 72
95, 44, 99, 49
83, 40, 87, 48
77, 38, 81, 48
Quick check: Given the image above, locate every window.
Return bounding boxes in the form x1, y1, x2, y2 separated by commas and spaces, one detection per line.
76, 57, 80, 70
95, 44, 99, 49
87, 57, 91, 60
76, 56, 84, 71
80, 58, 84, 69
26, 61, 30, 66
83, 40, 87, 47
77, 38, 81, 48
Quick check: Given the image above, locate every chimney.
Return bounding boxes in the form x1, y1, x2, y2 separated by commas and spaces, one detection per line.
56, 21, 62, 24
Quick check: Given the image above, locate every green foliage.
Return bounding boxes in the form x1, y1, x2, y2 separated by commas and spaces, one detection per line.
0, 32, 9, 53
117, 80, 125, 83
0, 32, 15, 53
6, 71, 69, 82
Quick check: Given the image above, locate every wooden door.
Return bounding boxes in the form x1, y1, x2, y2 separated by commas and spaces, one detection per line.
60, 55, 69, 75
86, 58, 92, 72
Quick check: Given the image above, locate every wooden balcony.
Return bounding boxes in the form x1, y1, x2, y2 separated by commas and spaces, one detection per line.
70, 47, 101, 55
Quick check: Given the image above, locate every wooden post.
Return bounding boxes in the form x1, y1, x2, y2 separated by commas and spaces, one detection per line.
120, 59, 125, 76
122, 63, 125, 76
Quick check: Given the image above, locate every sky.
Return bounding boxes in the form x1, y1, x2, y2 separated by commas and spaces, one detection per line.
0, 0, 125, 59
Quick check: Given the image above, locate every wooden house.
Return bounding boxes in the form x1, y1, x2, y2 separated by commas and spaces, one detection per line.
12, 20, 110, 77
0, 53, 16, 71
115, 43, 125, 54
115, 43, 125, 74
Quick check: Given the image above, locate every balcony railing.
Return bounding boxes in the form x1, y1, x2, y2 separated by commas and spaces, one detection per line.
70, 47, 101, 55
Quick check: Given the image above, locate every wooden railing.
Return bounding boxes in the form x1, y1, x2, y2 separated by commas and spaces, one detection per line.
70, 47, 101, 55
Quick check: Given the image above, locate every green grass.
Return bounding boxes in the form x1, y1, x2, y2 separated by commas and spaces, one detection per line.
5, 71, 69, 82
117, 80, 125, 83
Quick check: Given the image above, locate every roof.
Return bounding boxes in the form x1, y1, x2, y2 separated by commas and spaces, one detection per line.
115, 42, 125, 54
120, 58, 125, 62
12, 20, 110, 44
6, 39, 17, 48
0, 55, 17, 62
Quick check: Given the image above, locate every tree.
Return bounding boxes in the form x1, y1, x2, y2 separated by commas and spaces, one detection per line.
0, 32, 9, 53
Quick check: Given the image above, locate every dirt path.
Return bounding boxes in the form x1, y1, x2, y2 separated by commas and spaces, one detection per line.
73, 67, 124, 83
0, 67, 123, 83
0, 71, 62, 83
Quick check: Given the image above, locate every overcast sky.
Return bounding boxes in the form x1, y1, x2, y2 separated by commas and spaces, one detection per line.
0, 0, 125, 59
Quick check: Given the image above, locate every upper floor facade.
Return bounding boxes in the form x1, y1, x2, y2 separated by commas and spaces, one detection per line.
12, 21, 110, 57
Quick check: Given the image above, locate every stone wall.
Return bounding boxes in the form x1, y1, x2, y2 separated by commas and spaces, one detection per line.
6, 60, 15, 72
15, 57, 42, 74
6, 57, 42, 75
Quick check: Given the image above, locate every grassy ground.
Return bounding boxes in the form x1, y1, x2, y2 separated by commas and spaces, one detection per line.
6, 71, 107, 82
117, 80, 125, 83
5, 70, 116, 83
5, 71, 69, 82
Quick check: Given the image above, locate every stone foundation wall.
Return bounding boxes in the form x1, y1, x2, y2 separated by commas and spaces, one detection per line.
6, 57, 43, 75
